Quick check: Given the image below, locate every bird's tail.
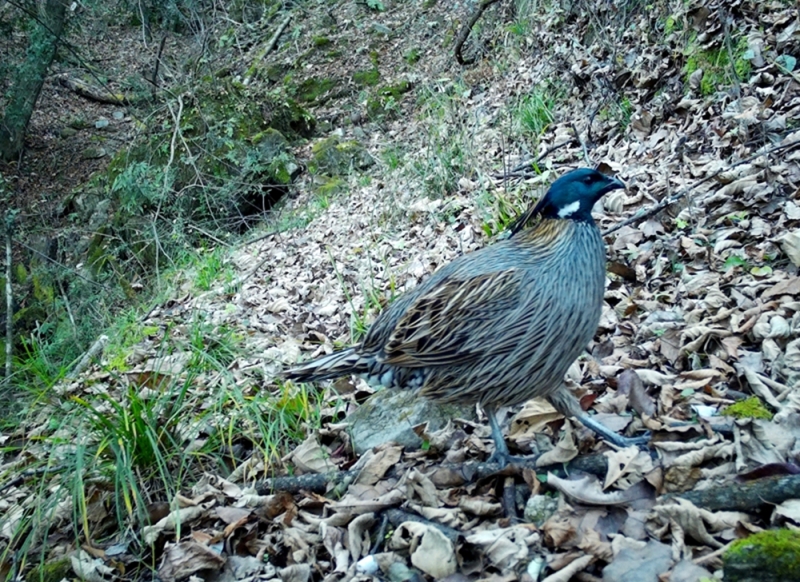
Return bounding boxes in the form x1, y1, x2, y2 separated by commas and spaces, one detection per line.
284, 347, 368, 382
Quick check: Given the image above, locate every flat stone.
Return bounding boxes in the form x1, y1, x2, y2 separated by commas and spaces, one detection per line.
602, 540, 672, 582
348, 388, 475, 455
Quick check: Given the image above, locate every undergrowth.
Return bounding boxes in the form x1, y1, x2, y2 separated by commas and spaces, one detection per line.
1, 304, 326, 577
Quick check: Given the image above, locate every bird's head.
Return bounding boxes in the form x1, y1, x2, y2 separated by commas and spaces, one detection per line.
535, 168, 625, 222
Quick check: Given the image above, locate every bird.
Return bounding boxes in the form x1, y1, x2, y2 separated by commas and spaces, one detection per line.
286, 167, 649, 466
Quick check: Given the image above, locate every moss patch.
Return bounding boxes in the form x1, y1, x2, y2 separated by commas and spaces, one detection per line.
25, 557, 72, 582
722, 396, 773, 420
353, 68, 381, 87
366, 80, 413, 119
296, 77, 336, 102
725, 529, 800, 581
684, 36, 751, 96
309, 136, 373, 176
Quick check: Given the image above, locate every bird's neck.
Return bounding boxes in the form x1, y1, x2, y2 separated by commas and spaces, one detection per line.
513, 217, 579, 244
512, 218, 604, 262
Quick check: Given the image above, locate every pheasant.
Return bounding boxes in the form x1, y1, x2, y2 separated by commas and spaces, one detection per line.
286, 168, 648, 465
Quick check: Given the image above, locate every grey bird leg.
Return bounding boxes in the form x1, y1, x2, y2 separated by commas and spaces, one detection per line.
548, 386, 650, 448
485, 406, 531, 466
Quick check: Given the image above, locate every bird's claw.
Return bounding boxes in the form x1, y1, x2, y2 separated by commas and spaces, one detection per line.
485, 450, 533, 468
605, 431, 651, 449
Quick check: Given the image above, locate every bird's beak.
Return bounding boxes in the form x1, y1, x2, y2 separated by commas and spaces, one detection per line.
601, 175, 626, 195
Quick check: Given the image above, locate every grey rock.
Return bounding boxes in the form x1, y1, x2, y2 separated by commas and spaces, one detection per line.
81, 146, 107, 159
387, 562, 416, 582
669, 559, 712, 582
207, 556, 275, 582
602, 539, 672, 582
89, 199, 112, 230
348, 388, 475, 455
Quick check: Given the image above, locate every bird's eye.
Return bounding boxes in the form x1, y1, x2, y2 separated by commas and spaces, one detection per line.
583, 175, 594, 184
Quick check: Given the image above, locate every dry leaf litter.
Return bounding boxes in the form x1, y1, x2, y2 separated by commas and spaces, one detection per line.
3, 0, 800, 581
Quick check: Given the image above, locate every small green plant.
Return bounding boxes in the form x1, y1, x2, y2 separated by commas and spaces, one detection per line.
187, 321, 242, 371
314, 176, 345, 209
194, 248, 233, 291
366, 81, 411, 120
663, 14, 679, 36
616, 96, 634, 128
404, 48, 421, 64
479, 190, 524, 237
515, 89, 556, 137
727, 210, 749, 224
71, 379, 190, 527
507, 21, 528, 36
381, 146, 404, 170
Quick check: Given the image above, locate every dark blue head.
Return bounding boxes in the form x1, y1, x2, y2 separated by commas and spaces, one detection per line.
535, 168, 625, 222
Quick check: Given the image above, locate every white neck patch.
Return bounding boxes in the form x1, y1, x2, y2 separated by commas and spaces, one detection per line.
557, 200, 581, 218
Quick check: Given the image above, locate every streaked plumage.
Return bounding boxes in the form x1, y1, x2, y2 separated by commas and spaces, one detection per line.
287, 168, 648, 464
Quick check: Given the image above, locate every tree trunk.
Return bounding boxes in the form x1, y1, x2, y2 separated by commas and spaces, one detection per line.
0, 0, 69, 162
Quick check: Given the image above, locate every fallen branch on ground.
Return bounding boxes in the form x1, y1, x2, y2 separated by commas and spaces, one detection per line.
454, 0, 503, 66
255, 452, 611, 495
663, 473, 800, 512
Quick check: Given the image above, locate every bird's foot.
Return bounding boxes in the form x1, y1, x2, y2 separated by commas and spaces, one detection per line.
576, 414, 651, 449
485, 449, 533, 468
485, 406, 540, 467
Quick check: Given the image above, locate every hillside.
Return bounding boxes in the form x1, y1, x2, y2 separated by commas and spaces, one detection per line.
2, 0, 800, 581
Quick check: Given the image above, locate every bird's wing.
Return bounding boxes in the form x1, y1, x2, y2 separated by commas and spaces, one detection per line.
381, 268, 536, 367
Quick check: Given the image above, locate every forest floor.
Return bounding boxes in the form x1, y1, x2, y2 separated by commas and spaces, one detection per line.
3, 0, 800, 581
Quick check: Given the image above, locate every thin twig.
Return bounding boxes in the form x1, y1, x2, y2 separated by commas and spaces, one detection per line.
4, 214, 13, 381
150, 34, 168, 98
187, 224, 231, 247
370, 513, 390, 555
571, 123, 591, 165
15, 240, 109, 290
255, 453, 611, 495
495, 139, 575, 178
0, 463, 68, 494
264, 15, 292, 55
57, 279, 78, 342
240, 229, 280, 248
454, 0, 504, 65
66, 335, 109, 380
